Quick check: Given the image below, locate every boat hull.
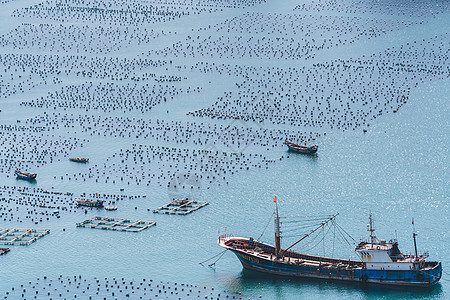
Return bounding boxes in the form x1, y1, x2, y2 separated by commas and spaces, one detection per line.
285, 141, 318, 154
14, 171, 37, 180
76, 200, 104, 207
70, 158, 89, 163
229, 248, 442, 287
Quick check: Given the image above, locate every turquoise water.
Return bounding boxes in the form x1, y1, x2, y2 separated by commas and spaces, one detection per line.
0, 0, 449, 299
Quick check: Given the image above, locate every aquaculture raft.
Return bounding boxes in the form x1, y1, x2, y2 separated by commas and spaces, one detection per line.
0, 228, 50, 245
0, 248, 10, 255
76, 217, 156, 232
153, 198, 209, 215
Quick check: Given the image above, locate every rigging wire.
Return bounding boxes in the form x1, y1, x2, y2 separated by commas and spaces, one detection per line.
295, 222, 334, 253
257, 211, 274, 241
322, 224, 326, 257
281, 223, 322, 232
332, 222, 336, 258
280, 215, 336, 219
332, 220, 356, 247
281, 221, 324, 228
281, 218, 331, 224
281, 217, 356, 258
333, 219, 357, 243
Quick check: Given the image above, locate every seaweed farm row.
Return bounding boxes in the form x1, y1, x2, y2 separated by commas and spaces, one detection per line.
0, 0, 448, 297
2, 276, 245, 299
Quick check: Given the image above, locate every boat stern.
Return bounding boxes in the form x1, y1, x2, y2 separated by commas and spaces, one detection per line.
354, 261, 442, 286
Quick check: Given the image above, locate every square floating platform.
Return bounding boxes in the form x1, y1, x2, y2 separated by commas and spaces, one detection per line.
0, 228, 50, 245
153, 198, 209, 215
76, 217, 156, 232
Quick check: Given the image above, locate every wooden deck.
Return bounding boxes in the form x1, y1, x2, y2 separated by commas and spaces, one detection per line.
76, 216, 156, 232
153, 198, 209, 215
0, 228, 50, 245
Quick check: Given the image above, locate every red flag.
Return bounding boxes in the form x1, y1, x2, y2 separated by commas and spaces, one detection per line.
273, 196, 277, 203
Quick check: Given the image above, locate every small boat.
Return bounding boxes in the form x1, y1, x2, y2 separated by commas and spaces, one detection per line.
285, 140, 318, 154
14, 170, 37, 180
69, 158, 89, 163
75, 198, 104, 207
105, 205, 117, 211
218, 198, 442, 286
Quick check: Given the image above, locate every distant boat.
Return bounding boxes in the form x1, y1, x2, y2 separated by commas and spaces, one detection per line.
285, 140, 318, 154
75, 198, 104, 207
105, 205, 117, 211
69, 158, 89, 163
14, 170, 37, 180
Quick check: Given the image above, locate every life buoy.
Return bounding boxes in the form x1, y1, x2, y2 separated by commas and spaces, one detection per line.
416, 273, 425, 281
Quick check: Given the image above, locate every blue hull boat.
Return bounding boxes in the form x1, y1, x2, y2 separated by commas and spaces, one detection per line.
76, 198, 104, 207
218, 201, 442, 287
14, 170, 37, 180
285, 140, 318, 154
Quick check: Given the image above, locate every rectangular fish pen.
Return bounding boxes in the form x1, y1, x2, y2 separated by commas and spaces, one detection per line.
76, 217, 156, 232
0, 228, 50, 245
153, 198, 209, 215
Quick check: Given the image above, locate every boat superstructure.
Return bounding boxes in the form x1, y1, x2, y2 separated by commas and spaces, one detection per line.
218, 199, 442, 286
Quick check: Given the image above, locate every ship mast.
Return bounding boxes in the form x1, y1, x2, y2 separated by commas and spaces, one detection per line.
412, 218, 418, 260
368, 212, 376, 245
274, 197, 281, 257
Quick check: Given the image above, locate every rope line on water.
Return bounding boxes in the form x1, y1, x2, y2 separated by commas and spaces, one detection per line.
199, 249, 228, 267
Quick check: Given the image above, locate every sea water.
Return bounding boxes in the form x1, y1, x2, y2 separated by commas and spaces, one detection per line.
0, 0, 448, 299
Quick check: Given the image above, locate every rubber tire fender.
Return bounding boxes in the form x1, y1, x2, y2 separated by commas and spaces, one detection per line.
416, 273, 425, 281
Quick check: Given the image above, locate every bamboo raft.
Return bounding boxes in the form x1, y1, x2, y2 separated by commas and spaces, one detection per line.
0, 228, 50, 245
153, 198, 209, 215
76, 216, 156, 232
0, 248, 10, 255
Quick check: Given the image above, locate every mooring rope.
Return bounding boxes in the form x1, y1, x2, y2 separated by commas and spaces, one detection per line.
199, 249, 228, 267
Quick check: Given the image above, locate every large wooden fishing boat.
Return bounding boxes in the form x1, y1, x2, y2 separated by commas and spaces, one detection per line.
14, 170, 37, 180
218, 198, 442, 286
285, 140, 318, 154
